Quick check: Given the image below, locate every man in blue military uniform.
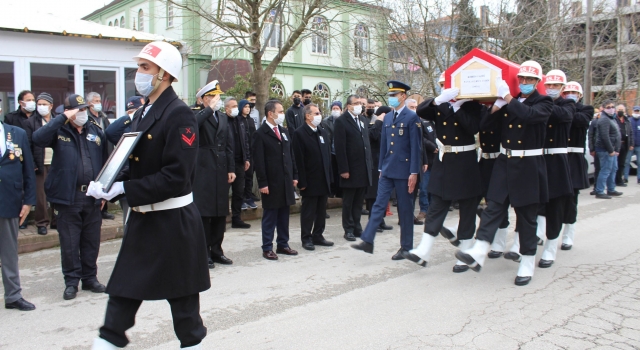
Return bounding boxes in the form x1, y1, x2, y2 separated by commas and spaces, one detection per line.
352, 81, 422, 259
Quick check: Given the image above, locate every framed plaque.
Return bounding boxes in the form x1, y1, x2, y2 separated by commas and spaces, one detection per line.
95, 132, 142, 191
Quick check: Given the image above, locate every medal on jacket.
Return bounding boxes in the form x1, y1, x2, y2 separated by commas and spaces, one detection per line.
399, 125, 404, 136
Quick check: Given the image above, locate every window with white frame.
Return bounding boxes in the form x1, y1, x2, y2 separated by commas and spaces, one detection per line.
114, 19, 119, 27
138, 9, 144, 31
263, 10, 282, 48
167, 3, 174, 28
311, 17, 328, 55
312, 83, 330, 113
270, 82, 286, 98
354, 24, 369, 59
120, 16, 125, 28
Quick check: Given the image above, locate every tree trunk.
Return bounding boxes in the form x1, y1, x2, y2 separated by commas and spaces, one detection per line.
252, 68, 269, 120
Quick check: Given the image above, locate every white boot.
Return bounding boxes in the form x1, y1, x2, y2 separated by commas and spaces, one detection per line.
92, 338, 118, 350
539, 238, 559, 268
536, 216, 546, 243
561, 223, 575, 249
489, 228, 508, 254
456, 239, 475, 265
504, 232, 521, 262
183, 344, 202, 350
440, 225, 460, 246
515, 255, 536, 285
457, 239, 491, 272
408, 233, 436, 266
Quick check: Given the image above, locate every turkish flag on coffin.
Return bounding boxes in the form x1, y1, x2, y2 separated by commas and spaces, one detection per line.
444, 48, 546, 102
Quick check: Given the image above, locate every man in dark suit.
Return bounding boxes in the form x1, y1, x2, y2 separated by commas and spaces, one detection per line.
0, 121, 37, 311
456, 61, 553, 286
293, 103, 334, 251
352, 82, 422, 259
334, 95, 373, 241
193, 81, 236, 268
252, 100, 299, 260
225, 97, 252, 229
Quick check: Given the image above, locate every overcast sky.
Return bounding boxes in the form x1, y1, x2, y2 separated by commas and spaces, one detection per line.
1, 0, 110, 20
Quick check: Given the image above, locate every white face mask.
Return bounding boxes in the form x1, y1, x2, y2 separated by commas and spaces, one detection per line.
37, 105, 50, 116
331, 110, 340, 117
545, 88, 561, 99
215, 100, 223, 110
352, 105, 362, 115
311, 114, 322, 127
229, 107, 239, 117
93, 103, 102, 112
633, 113, 640, 118
135, 72, 158, 96
74, 110, 88, 126
275, 113, 285, 125
23, 101, 36, 112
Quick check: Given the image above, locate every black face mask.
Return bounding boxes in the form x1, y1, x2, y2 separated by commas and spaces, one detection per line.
365, 108, 374, 117
293, 97, 301, 106
248, 103, 255, 109
617, 111, 626, 117
303, 98, 312, 105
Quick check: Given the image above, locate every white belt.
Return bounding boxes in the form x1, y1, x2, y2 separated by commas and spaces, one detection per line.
567, 147, 584, 153
544, 148, 568, 155
132, 193, 193, 213
436, 139, 476, 161
482, 152, 500, 159
500, 146, 543, 157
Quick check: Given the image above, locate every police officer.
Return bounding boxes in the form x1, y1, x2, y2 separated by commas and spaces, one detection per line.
560, 82, 594, 250
456, 61, 553, 286
352, 81, 422, 259
0, 120, 36, 311
32, 94, 108, 300
87, 41, 210, 349
406, 83, 484, 272
193, 81, 236, 268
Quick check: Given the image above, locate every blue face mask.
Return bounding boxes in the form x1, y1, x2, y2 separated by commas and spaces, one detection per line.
388, 97, 400, 108
565, 94, 579, 103
519, 84, 535, 95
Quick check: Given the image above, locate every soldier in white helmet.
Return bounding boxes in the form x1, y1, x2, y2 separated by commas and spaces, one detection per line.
455, 60, 553, 286
87, 41, 210, 349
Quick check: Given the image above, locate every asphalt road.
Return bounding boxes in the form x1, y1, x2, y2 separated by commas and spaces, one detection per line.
2, 184, 640, 349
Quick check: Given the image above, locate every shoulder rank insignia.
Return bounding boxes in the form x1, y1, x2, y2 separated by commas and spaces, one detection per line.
91, 120, 103, 130
416, 122, 421, 128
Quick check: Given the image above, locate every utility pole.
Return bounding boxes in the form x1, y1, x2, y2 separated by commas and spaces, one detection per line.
584, 0, 593, 105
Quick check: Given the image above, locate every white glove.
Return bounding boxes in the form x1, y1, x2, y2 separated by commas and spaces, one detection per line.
86, 181, 106, 199
496, 78, 510, 99
452, 99, 472, 112
103, 181, 125, 201
494, 98, 508, 109
434, 88, 460, 105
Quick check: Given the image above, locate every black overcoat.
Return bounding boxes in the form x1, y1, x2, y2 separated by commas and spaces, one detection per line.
252, 122, 298, 209
365, 118, 383, 199
107, 87, 210, 300
193, 107, 235, 217
483, 91, 553, 207
568, 102, 594, 190
478, 115, 502, 198
293, 124, 332, 197
334, 111, 373, 188
416, 99, 483, 200
543, 97, 575, 199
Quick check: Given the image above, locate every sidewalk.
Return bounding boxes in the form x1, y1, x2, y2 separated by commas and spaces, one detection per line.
17, 197, 343, 254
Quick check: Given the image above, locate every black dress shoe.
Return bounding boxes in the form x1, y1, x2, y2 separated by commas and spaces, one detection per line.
5, 298, 36, 311
488, 250, 503, 259
596, 193, 612, 199
276, 247, 298, 255
353, 231, 362, 238
19, 223, 28, 229
82, 281, 106, 293
616, 183, 627, 187
439, 227, 460, 247
101, 211, 115, 220
413, 216, 424, 225
590, 190, 596, 195
453, 264, 470, 273
37, 226, 48, 235
63, 286, 78, 300
538, 259, 554, 268
537, 238, 544, 246
208, 258, 215, 269
405, 252, 427, 267
302, 241, 315, 251
351, 241, 374, 254
607, 191, 623, 196
344, 232, 356, 241
325, 213, 330, 219
515, 276, 531, 286
212, 255, 233, 265
503, 252, 521, 262
232, 220, 251, 229
263, 251, 278, 260
454, 251, 480, 272
561, 243, 572, 251
391, 248, 408, 260
379, 223, 393, 230
392, 199, 398, 207
312, 237, 334, 246
361, 209, 370, 215
376, 227, 383, 233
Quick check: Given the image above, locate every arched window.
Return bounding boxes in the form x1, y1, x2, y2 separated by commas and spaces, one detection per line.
354, 24, 369, 59
138, 9, 144, 31
311, 17, 328, 55
270, 82, 286, 98
312, 83, 331, 113
263, 10, 282, 48
114, 19, 119, 27
120, 16, 125, 28
108, 21, 113, 26
356, 85, 368, 97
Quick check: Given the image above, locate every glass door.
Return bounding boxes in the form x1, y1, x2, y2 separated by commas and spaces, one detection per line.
82, 68, 118, 119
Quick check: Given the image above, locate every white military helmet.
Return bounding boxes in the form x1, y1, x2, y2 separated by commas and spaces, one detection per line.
544, 70, 567, 85
564, 81, 583, 96
438, 72, 445, 84
134, 41, 182, 82
517, 61, 543, 80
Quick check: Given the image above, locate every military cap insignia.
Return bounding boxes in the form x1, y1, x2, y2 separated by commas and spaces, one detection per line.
389, 83, 393, 88
76, 96, 85, 104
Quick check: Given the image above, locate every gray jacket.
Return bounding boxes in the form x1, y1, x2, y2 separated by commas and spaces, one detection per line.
595, 112, 621, 153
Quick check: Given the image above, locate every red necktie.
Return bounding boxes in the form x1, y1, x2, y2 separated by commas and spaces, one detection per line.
273, 126, 281, 141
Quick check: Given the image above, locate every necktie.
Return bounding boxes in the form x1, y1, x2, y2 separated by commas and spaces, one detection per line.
393, 111, 398, 122
273, 126, 281, 141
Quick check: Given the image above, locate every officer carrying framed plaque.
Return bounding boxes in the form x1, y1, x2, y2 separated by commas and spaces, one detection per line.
95, 132, 142, 191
